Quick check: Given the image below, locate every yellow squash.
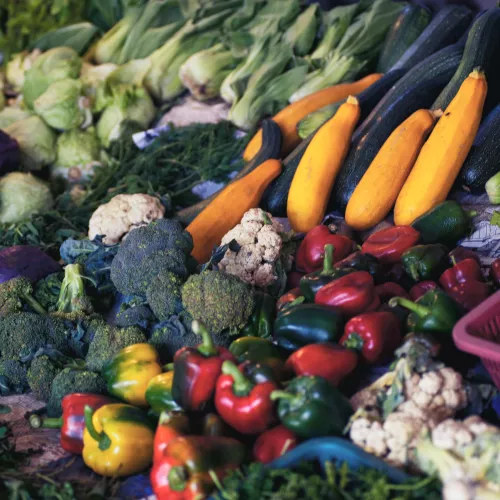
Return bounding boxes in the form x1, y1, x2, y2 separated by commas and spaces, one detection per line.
287, 96, 361, 233
345, 109, 439, 230
394, 69, 487, 225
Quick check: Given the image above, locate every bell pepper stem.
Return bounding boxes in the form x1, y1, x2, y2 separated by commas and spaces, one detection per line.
270, 390, 296, 402
389, 297, 431, 318
407, 263, 419, 282
29, 414, 63, 429
321, 244, 335, 274
192, 320, 217, 357
168, 466, 187, 492
342, 333, 364, 352
84, 405, 111, 451
164, 363, 174, 371
280, 438, 294, 456
450, 256, 457, 267
222, 361, 253, 396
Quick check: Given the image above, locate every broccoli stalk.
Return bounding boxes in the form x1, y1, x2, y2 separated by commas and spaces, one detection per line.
56, 264, 93, 314
0, 276, 47, 316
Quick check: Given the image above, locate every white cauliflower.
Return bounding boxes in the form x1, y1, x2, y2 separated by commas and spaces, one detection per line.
88, 193, 165, 245
219, 209, 288, 289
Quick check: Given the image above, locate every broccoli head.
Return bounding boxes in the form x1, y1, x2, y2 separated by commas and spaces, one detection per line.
114, 295, 156, 329
34, 272, 64, 312
56, 263, 94, 315
0, 313, 69, 361
149, 313, 231, 362
47, 367, 107, 417
85, 319, 146, 372
181, 270, 254, 334
0, 276, 47, 317
27, 355, 62, 401
110, 218, 194, 296
146, 271, 184, 321
0, 359, 28, 392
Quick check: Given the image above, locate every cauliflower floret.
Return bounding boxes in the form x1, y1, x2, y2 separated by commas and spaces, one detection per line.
88, 193, 165, 245
418, 371, 443, 396
464, 416, 500, 436
431, 419, 475, 450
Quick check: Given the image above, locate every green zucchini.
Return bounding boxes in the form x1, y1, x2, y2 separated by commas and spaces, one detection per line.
432, 8, 500, 114
376, 5, 432, 73
332, 43, 464, 213
459, 104, 500, 194
175, 119, 282, 226
392, 5, 472, 71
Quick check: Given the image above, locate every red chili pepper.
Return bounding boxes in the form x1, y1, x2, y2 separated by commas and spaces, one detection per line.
253, 425, 298, 464
491, 259, 500, 287
215, 361, 277, 434
375, 282, 409, 303
340, 312, 402, 365
284, 343, 358, 386
277, 288, 302, 312
314, 271, 379, 317
296, 225, 354, 273
287, 271, 305, 290
28, 393, 115, 455
409, 281, 439, 301
448, 247, 481, 266
172, 321, 235, 412
153, 412, 190, 464
361, 226, 420, 265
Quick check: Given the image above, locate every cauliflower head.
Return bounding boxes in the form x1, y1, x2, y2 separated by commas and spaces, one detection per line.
88, 193, 165, 245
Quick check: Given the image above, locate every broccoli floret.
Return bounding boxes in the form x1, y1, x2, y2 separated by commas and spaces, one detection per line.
181, 270, 254, 334
149, 313, 231, 362
0, 313, 69, 361
27, 355, 62, 401
47, 367, 106, 416
85, 319, 146, 372
146, 271, 184, 321
56, 264, 94, 315
0, 359, 28, 391
110, 219, 194, 296
114, 295, 156, 328
34, 272, 64, 312
0, 277, 47, 317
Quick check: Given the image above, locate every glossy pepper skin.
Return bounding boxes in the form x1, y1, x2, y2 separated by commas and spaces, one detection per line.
409, 281, 439, 301
271, 376, 353, 439
83, 403, 155, 477
300, 244, 355, 302
150, 436, 246, 500
296, 225, 354, 273
448, 247, 481, 266
273, 304, 343, 351
315, 271, 380, 317
285, 343, 358, 386
277, 288, 302, 311
29, 393, 115, 455
375, 282, 409, 303
401, 244, 449, 282
146, 371, 182, 415
102, 343, 162, 406
340, 312, 402, 365
361, 226, 420, 265
215, 361, 277, 434
173, 321, 235, 412
241, 291, 275, 338
389, 290, 462, 335
229, 336, 287, 365
334, 251, 382, 280
153, 412, 190, 464
492, 259, 500, 287
253, 425, 298, 464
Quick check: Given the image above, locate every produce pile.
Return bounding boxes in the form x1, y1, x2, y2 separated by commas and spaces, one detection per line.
1, 1, 500, 500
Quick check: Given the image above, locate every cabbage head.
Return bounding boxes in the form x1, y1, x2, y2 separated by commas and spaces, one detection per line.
0, 108, 33, 130
56, 127, 101, 168
4, 116, 57, 170
22, 47, 82, 109
0, 172, 53, 224
34, 79, 86, 130
6, 50, 42, 92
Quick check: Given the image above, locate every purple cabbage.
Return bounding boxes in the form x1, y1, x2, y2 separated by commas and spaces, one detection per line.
0, 130, 21, 176
0, 245, 61, 284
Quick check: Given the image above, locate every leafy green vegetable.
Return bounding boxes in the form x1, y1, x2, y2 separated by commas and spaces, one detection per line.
491, 211, 500, 228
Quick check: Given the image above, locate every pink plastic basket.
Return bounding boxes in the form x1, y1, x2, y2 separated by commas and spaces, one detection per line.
453, 290, 500, 389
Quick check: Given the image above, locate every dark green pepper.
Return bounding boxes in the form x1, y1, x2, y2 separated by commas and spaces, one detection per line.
334, 251, 382, 280
229, 336, 287, 364
401, 244, 449, 282
271, 376, 353, 439
300, 244, 355, 302
241, 291, 276, 338
389, 289, 462, 335
273, 304, 343, 351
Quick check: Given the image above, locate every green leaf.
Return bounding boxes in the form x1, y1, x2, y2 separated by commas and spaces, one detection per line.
491, 211, 500, 228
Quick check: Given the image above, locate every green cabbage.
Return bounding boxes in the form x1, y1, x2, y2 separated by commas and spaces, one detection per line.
0, 172, 53, 224
0, 107, 33, 130
56, 127, 101, 168
4, 116, 57, 170
5, 51, 42, 92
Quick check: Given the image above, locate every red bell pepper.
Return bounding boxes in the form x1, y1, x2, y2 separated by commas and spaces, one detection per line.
491, 259, 500, 287
277, 288, 303, 312
361, 226, 420, 265
340, 312, 402, 365
172, 321, 235, 412
284, 343, 358, 386
253, 425, 298, 464
448, 247, 481, 266
215, 361, 277, 434
314, 271, 379, 317
296, 225, 354, 273
409, 281, 439, 301
153, 412, 190, 464
375, 282, 409, 303
28, 393, 115, 455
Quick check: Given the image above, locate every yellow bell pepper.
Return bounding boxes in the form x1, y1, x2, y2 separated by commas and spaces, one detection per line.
83, 403, 155, 477
102, 343, 162, 406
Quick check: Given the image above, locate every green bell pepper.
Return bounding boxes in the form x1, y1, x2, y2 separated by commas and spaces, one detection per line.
271, 376, 353, 439
401, 244, 449, 281
274, 304, 343, 351
389, 289, 462, 335
241, 291, 276, 338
